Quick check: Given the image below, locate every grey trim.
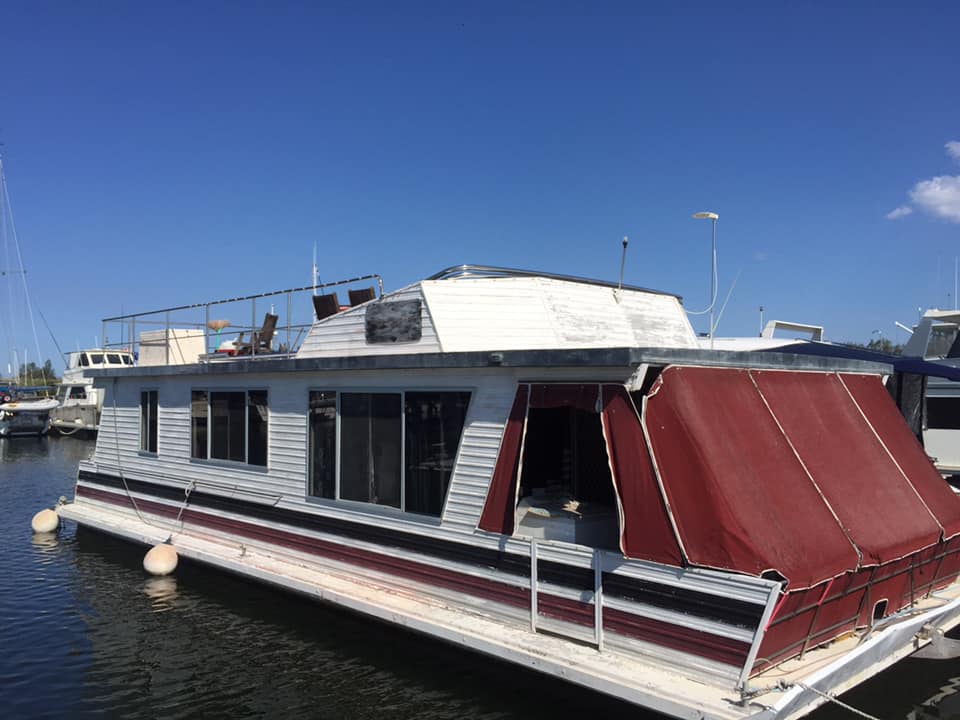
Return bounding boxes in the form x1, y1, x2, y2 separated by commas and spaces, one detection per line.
87, 347, 893, 379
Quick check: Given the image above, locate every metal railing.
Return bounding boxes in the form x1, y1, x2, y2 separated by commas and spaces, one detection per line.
101, 273, 384, 363
530, 539, 605, 650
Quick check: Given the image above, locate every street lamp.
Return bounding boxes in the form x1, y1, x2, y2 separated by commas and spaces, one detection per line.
692, 211, 719, 348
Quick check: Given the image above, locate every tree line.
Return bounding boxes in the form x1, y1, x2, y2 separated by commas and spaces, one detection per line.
2, 359, 59, 385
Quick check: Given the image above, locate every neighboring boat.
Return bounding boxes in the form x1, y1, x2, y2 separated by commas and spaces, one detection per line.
0, 385, 57, 437
50, 349, 135, 435
56, 266, 960, 720
900, 310, 960, 474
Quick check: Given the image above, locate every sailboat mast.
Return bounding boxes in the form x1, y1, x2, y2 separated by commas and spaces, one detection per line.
0, 153, 50, 388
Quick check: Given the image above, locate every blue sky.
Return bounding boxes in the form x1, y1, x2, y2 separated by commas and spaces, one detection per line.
1, 1, 959, 369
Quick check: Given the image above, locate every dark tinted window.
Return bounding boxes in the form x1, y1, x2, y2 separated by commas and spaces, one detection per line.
247, 390, 268, 467
308, 391, 337, 499
928, 397, 960, 430
140, 390, 158, 453
191, 391, 208, 459
211, 391, 246, 462
404, 392, 470, 516
340, 393, 401, 507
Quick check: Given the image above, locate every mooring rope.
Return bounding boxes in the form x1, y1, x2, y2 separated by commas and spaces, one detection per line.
780, 681, 882, 720
111, 379, 151, 528
109, 379, 192, 541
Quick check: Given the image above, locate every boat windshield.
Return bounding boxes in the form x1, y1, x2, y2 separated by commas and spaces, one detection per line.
928, 325, 959, 358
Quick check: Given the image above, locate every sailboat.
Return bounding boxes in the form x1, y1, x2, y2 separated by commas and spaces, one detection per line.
0, 154, 55, 437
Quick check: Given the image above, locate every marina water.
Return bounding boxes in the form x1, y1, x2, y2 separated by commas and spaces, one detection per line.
2, 437, 959, 720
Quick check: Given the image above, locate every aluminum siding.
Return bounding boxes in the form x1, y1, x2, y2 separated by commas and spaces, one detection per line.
297, 284, 441, 358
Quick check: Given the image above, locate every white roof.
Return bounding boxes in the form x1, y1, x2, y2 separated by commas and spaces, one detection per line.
297, 275, 698, 359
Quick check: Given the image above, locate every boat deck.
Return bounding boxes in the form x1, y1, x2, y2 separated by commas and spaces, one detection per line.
59, 499, 960, 720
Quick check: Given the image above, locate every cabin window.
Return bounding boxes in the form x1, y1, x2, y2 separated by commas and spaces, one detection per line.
140, 390, 158, 454
191, 391, 208, 459
122, 355, 134, 365
927, 397, 960, 430
404, 391, 471, 515
247, 390, 268, 466
68, 386, 87, 400
79, 354, 90, 367
107, 353, 122, 364
307, 390, 471, 517
308, 391, 337, 499
341, 393, 402, 507
90, 353, 104, 365
190, 389, 268, 466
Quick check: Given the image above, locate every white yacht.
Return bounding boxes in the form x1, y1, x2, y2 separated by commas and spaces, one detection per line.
51, 349, 135, 435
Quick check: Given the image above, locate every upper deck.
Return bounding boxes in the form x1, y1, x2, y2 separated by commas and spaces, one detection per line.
94, 265, 889, 377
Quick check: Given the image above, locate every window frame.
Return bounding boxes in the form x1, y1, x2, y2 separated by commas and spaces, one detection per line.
139, 388, 159, 456
189, 387, 269, 468
305, 386, 472, 520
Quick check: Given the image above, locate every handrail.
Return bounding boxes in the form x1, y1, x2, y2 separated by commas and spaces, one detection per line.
428, 264, 679, 300
101, 273, 384, 322
100, 273, 385, 360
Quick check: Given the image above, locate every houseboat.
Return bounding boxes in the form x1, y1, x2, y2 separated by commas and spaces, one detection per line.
56, 266, 960, 719
50, 349, 136, 435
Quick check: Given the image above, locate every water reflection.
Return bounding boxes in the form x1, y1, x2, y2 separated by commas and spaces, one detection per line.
67, 530, 648, 720
141, 576, 179, 612
30, 531, 59, 551
0, 435, 51, 463
909, 675, 960, 719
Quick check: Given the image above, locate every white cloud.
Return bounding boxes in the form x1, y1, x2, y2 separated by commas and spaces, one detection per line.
947, 140, 960, 163
909, 175, 960, 224
887, 141, 960, 223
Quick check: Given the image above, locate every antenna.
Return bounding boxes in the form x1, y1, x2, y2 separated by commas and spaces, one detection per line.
711, 268, 741, 337
312, 242, 319, 295
617, 236, 628, 293
759, 305, 765, 337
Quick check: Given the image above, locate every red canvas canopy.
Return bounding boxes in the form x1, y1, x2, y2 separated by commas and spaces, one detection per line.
479, 367, 960, 591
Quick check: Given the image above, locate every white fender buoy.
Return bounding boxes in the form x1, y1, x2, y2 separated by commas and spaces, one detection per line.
143, 543, 179, 576
31, 508, 60, 534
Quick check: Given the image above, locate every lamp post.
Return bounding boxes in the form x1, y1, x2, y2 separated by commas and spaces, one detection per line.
692, 211, 719, 348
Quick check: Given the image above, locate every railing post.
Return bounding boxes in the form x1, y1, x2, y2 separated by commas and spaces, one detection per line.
251, 298, 257, 356
594, 549, 604, 651
165, 311, 170, 365
530, 539, 538, 633
204, 303, 210, 355
287, 291, 292, 351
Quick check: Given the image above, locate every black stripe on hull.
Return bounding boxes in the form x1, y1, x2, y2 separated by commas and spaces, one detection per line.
77, 469, 765, 628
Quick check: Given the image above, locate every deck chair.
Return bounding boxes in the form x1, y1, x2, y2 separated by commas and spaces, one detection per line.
235, 313, 279, 356
348, 286, 377, 306
312, 292, 340, 320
